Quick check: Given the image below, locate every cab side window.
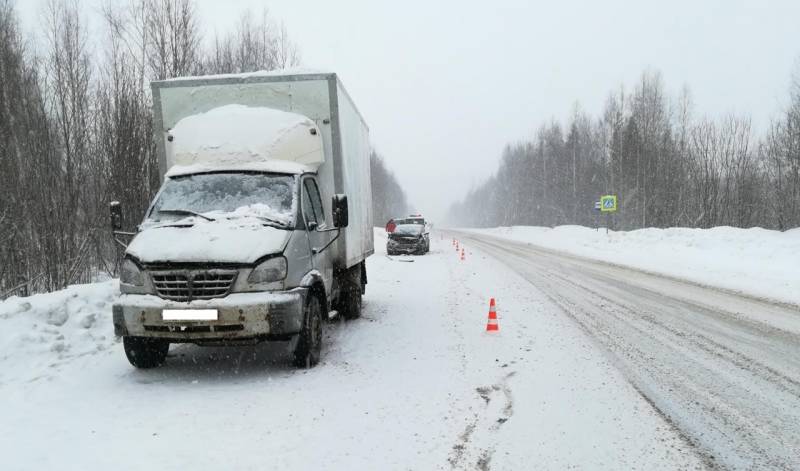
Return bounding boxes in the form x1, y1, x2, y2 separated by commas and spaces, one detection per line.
303, 179, 326, 228
302, 182, 316, 227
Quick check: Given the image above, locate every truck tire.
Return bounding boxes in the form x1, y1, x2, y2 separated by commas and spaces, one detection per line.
293, 295, 323, 368
123, 336, 169, 369
339, 287, 362, 320
338, 264, 363, 320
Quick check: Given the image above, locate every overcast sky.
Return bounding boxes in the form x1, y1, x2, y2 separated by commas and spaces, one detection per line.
16, 0, 800, 220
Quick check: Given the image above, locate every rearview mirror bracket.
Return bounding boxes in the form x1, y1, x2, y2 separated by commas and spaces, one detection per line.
109, 201, 135, 249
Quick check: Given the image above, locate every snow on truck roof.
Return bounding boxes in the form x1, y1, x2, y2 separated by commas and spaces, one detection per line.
166, 104, 324, 178
157, 67, 333, 84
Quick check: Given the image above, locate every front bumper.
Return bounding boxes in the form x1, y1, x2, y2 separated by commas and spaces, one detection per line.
387, 240, 424, 254
112, 288, 307, 343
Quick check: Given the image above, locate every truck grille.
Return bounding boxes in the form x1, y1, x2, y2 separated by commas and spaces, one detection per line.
150, 270, 237, 301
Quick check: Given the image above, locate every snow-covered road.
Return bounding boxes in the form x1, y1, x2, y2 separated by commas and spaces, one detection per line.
3, 231, 721, 470
454, 230, 800, 469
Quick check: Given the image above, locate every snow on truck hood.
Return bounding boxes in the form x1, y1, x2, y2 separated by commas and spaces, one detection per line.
126, 218, 290, 264
166, 104, 324, 175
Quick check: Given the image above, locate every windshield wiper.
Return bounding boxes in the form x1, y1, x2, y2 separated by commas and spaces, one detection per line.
230, 214, 289, 228
157, 209, 215, 222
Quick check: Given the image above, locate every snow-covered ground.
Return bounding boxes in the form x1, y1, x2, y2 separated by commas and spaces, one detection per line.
0, 230, 703, 470
464, 225, 800, 305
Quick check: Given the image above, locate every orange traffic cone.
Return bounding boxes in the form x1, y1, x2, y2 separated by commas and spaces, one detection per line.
460, 248, 465, 261
486, 298, 499, 332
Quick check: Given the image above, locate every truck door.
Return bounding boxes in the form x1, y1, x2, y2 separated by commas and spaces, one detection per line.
301, 177, 334, 294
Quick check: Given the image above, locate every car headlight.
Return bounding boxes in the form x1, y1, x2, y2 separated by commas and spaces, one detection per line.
248, 256, 287, 284
120, 259, 144, 286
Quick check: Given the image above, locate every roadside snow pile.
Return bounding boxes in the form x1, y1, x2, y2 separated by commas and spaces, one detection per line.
0, 280, 118, 383
466, 225, 800, 305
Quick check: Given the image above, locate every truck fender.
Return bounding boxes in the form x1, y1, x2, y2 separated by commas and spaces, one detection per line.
300, 270, 328, 309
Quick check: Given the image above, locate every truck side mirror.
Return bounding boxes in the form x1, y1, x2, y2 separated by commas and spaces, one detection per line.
332, 194, 349, 228
110, 201, 123, 231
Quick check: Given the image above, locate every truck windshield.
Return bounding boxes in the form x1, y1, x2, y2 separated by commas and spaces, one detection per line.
148, 172, 296, 227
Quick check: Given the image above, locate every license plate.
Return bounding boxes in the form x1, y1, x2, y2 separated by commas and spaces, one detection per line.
162, 309, 218, 321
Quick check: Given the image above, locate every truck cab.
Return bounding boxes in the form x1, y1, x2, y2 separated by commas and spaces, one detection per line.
111, 72, 372, 369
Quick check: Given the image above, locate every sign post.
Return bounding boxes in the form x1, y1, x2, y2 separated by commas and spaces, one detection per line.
599, 195, 617, 234
593, 201, 601, 231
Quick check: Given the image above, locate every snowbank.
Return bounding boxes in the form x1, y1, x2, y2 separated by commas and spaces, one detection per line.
0, 280, 118, 384
464, 225, 800, 305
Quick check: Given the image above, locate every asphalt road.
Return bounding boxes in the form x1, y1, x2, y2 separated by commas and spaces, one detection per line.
455, 231, 800, 470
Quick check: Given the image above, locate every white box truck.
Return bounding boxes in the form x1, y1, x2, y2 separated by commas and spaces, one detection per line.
110, 71, 373, 368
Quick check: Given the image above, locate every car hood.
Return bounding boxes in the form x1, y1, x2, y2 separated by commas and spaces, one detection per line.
389, 233, 423, 241
126, 219, 291, 264
390, 228, 422, 237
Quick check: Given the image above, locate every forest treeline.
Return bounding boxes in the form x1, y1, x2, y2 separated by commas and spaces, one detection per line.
0, 0, 408, 297
371, 151, 410, 227
449, 69, 800, 232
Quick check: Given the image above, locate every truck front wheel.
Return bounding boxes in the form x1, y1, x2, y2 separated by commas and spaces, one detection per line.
293, 295, 323, 368
123, 336, 169, 369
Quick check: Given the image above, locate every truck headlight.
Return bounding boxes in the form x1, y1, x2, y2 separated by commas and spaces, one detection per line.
248, 256, 287, 283
120, 259, 144, 286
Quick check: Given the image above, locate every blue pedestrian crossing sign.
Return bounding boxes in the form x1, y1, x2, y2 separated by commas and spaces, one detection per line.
600, 195, 617, 212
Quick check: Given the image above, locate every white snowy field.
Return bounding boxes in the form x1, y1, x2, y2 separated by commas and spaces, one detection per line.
0, 230, 703, 470
463, 225, 800, 306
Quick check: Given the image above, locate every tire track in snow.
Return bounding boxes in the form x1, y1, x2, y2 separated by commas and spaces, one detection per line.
448, 371, 516, 471
442, 239, 518, 470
